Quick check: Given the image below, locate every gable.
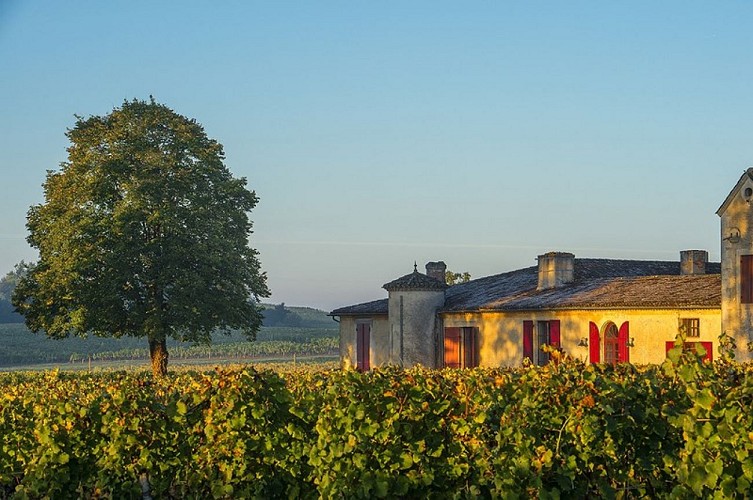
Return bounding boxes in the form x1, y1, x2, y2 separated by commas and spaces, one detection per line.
717, 168, 753, 217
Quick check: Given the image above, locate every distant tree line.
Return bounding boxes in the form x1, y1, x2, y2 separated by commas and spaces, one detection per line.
262, 303, 303, 327
0, 262, 28, 323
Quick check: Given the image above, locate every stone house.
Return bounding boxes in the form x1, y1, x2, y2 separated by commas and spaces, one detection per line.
330, 169, 753, 369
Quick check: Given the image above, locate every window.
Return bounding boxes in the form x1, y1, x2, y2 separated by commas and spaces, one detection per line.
523, 320, 560, 366
742, 255, 753, 304
680, 318, 700, 338
444, 327, 479, 368
537, 321, 550, 366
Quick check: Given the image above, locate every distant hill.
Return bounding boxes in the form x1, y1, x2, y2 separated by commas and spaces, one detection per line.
260, 303, 336, 328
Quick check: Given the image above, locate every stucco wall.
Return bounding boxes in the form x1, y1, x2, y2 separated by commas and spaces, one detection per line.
387, 290, 445, 368
442, 308, 721, 367
720, 177, 753, 361
338, 315, 389, 369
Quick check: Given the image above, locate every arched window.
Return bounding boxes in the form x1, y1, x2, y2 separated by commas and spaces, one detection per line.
604, 322, 619, 365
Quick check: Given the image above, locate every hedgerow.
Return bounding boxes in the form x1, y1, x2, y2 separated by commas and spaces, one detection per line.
1, 344, 752, 498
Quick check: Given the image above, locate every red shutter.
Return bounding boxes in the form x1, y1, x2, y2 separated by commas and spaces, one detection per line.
356, 323, 370, 371
665, 341, 675, 356
618, 321, 630, 363
444, 328, 461, 368
463, 328, 479, 368
549, 320, 560, 350
589, 322, 600, 364
700, 341, 713, 362
742, 256, 753, 304
523, 321, 534, 361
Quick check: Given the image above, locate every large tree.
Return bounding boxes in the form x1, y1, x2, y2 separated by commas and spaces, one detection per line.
13, 98, 269, 376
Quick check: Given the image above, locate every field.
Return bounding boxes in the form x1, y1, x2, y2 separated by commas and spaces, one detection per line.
1, 346, 753, 497
0, 305, 338, 369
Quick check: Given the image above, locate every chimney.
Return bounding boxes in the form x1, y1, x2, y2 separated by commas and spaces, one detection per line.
680, 250, 708, 275
425, 261, 447, 284
537, 252, 575, 290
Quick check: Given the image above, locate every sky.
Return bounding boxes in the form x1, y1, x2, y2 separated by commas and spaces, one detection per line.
1, 1, 752, 311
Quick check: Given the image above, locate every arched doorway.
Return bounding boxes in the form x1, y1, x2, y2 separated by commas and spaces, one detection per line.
603, 322, 619, 365
589, 321, 630, 364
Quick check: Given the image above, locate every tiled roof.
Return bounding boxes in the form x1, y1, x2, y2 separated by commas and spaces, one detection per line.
382, 269, 447, 292
442, 258, 721, 312
330, 298, 388, 316
330, 257, 722, 316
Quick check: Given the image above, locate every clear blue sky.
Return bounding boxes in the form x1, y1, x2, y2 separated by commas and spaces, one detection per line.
1, 1, 751, 310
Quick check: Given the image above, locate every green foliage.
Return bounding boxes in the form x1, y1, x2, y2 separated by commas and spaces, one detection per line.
3, 351, 753, 497
67, 338, 338, 364
12, 98, 269, 374
445, 270, 471, 286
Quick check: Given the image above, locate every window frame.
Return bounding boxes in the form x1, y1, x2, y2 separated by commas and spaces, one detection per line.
536, 321, 551, 367
680, 318, 700, 338
523, 319, 560, 366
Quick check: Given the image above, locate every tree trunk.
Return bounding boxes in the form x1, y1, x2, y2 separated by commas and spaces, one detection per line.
149, 336, 169, 377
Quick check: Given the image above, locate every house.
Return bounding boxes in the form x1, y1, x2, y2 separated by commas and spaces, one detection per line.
330, 169, 753, 369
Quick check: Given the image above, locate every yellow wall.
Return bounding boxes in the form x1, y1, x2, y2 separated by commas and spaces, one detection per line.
338, 315, 389, 369
719, 175, 753, 362
442, 308, 721, 367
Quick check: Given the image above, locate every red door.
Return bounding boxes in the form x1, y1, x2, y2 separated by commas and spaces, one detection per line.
444, 327, 461, 368
356, 323, 370, 371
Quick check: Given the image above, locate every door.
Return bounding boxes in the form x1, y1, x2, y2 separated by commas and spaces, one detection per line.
604, 322, 619, 365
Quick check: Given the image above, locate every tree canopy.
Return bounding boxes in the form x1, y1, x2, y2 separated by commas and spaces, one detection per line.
445, 271, 471, 286
13, 98, 269, 376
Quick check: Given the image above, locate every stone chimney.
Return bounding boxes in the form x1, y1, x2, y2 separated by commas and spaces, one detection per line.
680, 250, 708, 275
425, 261, 447, 284
537, 252, 575, 290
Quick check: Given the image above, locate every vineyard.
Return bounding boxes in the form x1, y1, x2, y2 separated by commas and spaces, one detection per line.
2, 344, 753, 497
66, 338, 339, 364
0, 323, 338, 368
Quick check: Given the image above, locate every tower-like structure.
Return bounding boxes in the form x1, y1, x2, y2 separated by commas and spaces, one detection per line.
382, 263, 447, 367
717, 168, 753, 360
